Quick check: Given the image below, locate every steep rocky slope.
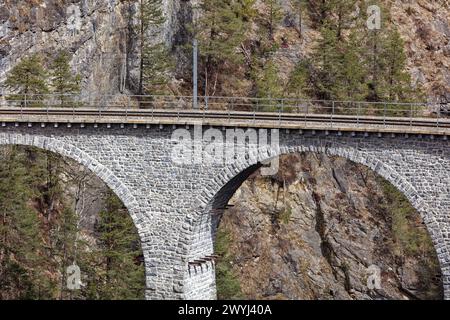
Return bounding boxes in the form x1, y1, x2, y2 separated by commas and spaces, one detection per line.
1, 1, 448, 101
0, 0, 191, 95
218, 154, 443, 300
389, 0, 450, 102
269, 0, 450, 102
0, 0, 129, 94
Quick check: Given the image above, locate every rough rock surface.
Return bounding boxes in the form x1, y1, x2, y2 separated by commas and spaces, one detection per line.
0, 0, 129, 94
0, 1, 448, 101
269, 0, 450, 102
390, 0, 450, 102
220, 153, 443, 300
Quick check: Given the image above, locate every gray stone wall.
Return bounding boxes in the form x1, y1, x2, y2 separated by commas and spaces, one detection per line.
0, 123, 448, 300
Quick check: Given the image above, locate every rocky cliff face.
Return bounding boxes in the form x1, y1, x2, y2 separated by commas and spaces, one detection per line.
390, 0, 450, 102
1, 1, 448, 101
1, 0, 128, 94
218, 153, 443, 300
266, 0, 450, 102
0, 0, 193, 95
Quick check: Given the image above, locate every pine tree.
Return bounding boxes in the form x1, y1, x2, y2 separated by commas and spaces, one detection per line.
0, 146, 54, 299
27, 148, 82, 300
360, 1, 418, 106
287, 60, 310, 99
254, 61, 284, 111
261, 0, 284, 41
85, 191, 144, 300
195, 0, 252, 96
50, 51, 81, 107
3, 54, 49, 107
310, 27, 343, 101
305, 0, 331, 26
141, 43, 174, 95
214, 228, 243, 300
290, 0, 308, 39
136, 0, 172, 95
364, 29, 419, 115
340, 30, 368, 102
364, 28, 385, 102
239, 0, 257, 20
0, 147, 146, 300
53, 207, 81, 300
24, 149, 63, 225
360, 0, 391, 103
303, 0, 357, 36
382, 30, 414, 102
326, 0, 357, 40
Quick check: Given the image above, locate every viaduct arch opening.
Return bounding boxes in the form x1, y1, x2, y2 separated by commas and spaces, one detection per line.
0, 136, 147, 299
0, 135, 140, 231
183, 145, 448, 300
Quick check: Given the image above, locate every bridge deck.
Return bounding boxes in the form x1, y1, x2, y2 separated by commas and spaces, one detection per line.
0, 107, 448, 136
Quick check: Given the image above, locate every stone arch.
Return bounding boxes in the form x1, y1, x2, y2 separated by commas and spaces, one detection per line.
181, 144, 448, 299
0, 132, 143, 236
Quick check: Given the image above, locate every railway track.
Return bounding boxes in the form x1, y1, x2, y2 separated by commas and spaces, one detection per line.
0, 107, 449, 129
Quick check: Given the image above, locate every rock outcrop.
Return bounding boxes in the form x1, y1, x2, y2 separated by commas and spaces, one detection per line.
1, 0, 129, 94
219, 153, 443, 300
390, 0, 450, 102
1, 1, 448, 101
0, 0, 193, 95
267, 0, 450, 102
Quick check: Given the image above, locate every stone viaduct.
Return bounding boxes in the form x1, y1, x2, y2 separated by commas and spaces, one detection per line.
0, 111, 448, 299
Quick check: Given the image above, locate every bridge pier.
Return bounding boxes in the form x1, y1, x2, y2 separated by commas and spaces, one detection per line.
180, 132, 450, 300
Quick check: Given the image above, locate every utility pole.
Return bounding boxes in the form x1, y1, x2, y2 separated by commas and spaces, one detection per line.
193, 38, 198, 109
192, 0, 199, 109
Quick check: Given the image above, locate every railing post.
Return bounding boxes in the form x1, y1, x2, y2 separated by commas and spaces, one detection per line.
304, 102, 308, 126
228, 98, 233, 123
151, 99, 154, 120
410, 103, 413, 128
437, 103, 440, 128
279, 99, 283, 124
331, 101, 335, 127
253, 99, 258, 123
202, 96, 206, 121
383, 103, 387, 127
357, 102, 361, 127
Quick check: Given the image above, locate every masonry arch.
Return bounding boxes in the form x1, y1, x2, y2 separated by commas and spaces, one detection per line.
182, 144, 448, 299
0, 132, 151, 298
0, 133, 139, 224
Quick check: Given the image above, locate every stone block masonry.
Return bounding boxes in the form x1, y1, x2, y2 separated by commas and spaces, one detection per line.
0, 123, 448, 299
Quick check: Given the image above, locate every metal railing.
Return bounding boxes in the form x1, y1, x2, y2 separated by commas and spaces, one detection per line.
0, 93, 448, 128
